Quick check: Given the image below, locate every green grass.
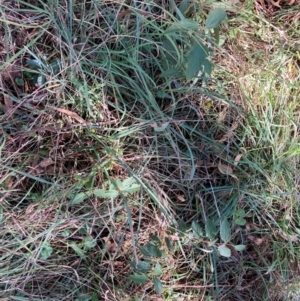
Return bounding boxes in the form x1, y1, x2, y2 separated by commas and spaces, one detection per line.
0, 0, 299, 300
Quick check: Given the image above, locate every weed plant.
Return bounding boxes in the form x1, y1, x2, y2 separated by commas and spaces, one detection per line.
0, 0, 299, 300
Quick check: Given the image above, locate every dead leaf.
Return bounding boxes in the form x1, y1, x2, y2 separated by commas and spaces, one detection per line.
3, 95, 14, 118
39, 158, 54, 168
46, 105, 85, 124
218, 163, 233, 175
177, 195, 186, 202
234, 153, 243, 166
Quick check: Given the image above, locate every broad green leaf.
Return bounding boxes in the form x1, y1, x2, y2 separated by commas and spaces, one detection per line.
84, 236, 97, 249
122, 177, 135, 188
220, 218, 231, 242
192, 220, 203, 238
205, 218, 217, 239
49, 59, 62, 74
203, 59, 213, 76
234, 244, 246, 251
160, 67, 183, 78
128, 274, 149, 284
205, 8, 226, 30
186, 43, 207, 79
130, 261, 151, 273
26, 58, 44, 69
179, 0, 197, 17
165, 19, 199, 33
150, 235, 161, 244
153, 278, 163, 294
139, 243, 162, 258
91, 293, 99, 301
93, 189, 119, 198
15, 77, 24, 86
165, 237, 174, 252
214, 27, 220, 45
70, 191, 91, 205
235, 209, 246, 217
218, 244, 231, 257
235, 217, 246, 226
39, 242, 53, 260
37, 75, 46, 87
123, 183, 140, 193
153, 263, 163, 276
147, 243, 163, 258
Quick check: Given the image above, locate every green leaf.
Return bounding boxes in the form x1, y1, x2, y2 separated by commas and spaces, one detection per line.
39, 242, 53, 260
15, 77, 24, 86
91, 292, 99, 301
214, 27, 220, 45
220, 218, 231, 242
153, 263, 163, 276
205, 218, 217, 239
49, 59, 62, 74
93, 188, 119, 198
69, 242, 86, 260
153, 278, 163, 294
235, 217, 246, 226
165, 237, 174, 252
165, 19, 199, 34
218, 244, 231, 257
235, 209, 246, 217
84, 236, 97, 249
70, 191, 91, 205
128, 274, 149, 284
186, 43, 207, 79
192, 220, 203, 238
139, 243, 162, 258
160, 67, 183, 78
205, 8, 227, 30
234, 244, 246, 251
26, 58, 44, 69
130, 261, 151, 273
203, 59, 213, 76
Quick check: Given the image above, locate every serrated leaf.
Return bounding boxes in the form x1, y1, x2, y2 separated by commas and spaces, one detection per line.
123, 183, 140, 193
153, 278, 163, 294
130, 261, 151, 273
234, 244, 246, 251
128, 274, 149, 284
205, 218, 217, 239
165, 19, 199, 33
93, 189, 119, 198
186, 43, 207, 80
39, 242, 53, 260
205, 8, 227, 30
84, 236, 97, 249
153, 263, 163, 276
192, 221, 203, 238
218, 244, 231, 257
122, 177, 135, 187
70, 191, 91, 205
220, 218, 231, 242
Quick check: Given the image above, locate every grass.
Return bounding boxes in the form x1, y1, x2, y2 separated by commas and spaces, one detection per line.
0, 0, 299, 300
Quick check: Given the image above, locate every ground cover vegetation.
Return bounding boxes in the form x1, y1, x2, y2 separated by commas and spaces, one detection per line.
0, 0, 299, 300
